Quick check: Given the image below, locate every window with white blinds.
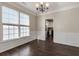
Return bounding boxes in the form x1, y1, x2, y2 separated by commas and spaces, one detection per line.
2, 6, 30, 40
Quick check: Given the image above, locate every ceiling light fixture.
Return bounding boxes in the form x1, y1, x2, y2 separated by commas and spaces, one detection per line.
35, 2, 49, 13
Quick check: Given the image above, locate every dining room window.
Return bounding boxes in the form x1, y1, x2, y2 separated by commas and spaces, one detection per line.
2, 6, 30, 40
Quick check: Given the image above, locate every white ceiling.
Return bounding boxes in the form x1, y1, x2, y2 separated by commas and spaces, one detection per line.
17, 2, 79, 14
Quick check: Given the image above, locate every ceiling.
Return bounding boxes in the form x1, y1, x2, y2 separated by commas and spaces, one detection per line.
17, 2, 79, 14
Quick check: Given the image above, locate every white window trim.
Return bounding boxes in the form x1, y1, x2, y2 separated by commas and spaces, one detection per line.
1, 6, 30, 41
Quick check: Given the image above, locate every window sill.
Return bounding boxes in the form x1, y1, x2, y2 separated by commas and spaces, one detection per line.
0, 36, 30, 43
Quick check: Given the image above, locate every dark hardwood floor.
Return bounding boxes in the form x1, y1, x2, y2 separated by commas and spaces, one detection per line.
0, 37, 79, 56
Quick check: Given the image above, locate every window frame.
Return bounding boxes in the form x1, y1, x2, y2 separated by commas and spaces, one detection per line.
2, 6, 30, 40
19, 12, 30, 37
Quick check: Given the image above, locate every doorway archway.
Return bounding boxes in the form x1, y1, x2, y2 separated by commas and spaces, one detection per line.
45, 19, 53, 41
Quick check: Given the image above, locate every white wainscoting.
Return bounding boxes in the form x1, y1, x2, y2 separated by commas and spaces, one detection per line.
37, 31, 45, 40
0, 31, 36, 53
54, 32, 79, 47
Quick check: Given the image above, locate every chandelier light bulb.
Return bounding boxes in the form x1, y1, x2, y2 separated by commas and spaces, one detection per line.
36, 3, 39, 8
46, 3, 49, 7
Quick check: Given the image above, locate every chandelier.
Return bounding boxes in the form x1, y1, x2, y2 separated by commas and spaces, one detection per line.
35, 2, 49, 13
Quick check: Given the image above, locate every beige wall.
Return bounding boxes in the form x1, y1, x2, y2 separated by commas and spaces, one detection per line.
37, 7, 79, 32
54, 7, 79, 32
37, 7, 79, 47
